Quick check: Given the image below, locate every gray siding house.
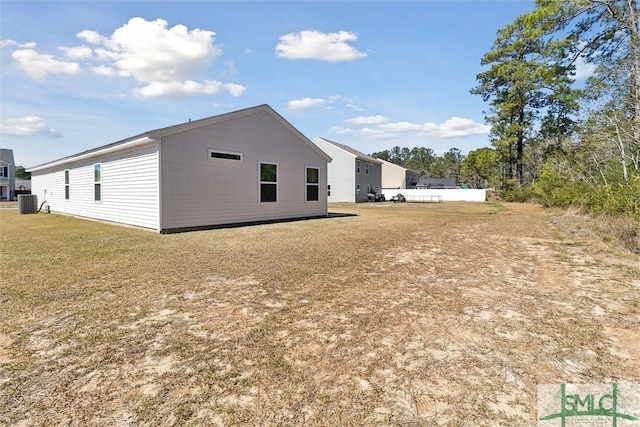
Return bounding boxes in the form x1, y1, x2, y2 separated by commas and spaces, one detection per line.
0, 148, 16, 201
28, 105, 332, 233
310, 137, 382, 203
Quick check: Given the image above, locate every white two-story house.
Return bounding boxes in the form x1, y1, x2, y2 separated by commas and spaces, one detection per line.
310, 137, 382, 203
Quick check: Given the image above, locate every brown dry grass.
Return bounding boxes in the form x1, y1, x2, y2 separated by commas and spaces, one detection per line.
1, 201, 638, 426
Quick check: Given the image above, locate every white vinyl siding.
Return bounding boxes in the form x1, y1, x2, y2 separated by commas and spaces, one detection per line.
310, 137, 357, 202
30, 144, 160, 230
160, 110, 328, 230
381, 160, 409, 189
30, 106, 329, 233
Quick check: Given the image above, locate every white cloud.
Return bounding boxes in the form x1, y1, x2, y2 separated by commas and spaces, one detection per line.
60, 45, 93, 60
91, 17, 221, 84
224, 83, 246, 97
90, 65, 117, 76
379, 121, 424, 132
379, 117, 489, 138
346, 115, 389, 125
425, 117, 490, 138
0, 39, 16, 48
287, 97, 327, 110
276, 30, 367, 62
11, 49, 81, 79
11, 18, 242, 98
574, 56, 596, 80
329, 126, 356, 135
327, 95, 364, 111
134, 80, 246, 98
77, 30, 107, 45
345, 103, 365, 112
0, 115, 62, 138
0, 39, 36, 49
360, 127, 395, 140
222, 60, 237, 75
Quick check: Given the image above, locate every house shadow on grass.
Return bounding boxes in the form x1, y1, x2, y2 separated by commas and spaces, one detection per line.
161, 212, 358, 234
327, 212, 358, 219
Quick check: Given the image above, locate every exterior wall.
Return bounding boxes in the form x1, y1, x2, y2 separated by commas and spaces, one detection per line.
310, 138, 355, 203
0, 149, 16, 200
381, 160, 407, 189
355, 160, 382, 202
406, 170, 421, 188
31, 143, 160, 230
159, 111, 328, 231
381, 188, 486, 202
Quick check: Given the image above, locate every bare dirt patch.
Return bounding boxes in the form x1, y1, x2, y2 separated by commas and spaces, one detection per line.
1, 202, 638, 425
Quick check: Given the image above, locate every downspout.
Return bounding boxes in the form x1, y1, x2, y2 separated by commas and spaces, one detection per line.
157, 139, 163, 233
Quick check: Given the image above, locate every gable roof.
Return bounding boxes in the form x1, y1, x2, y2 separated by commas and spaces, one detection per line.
313, 137, 382, 164
379, 159, 406, 171
379, 159, 421, 174
28, 104, 330, 172
0, 148, 15, 166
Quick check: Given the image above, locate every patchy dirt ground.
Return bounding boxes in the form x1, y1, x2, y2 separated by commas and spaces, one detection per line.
0, 202, 638, 426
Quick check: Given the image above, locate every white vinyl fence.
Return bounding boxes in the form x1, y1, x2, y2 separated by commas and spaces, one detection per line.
381, 188, 486, 202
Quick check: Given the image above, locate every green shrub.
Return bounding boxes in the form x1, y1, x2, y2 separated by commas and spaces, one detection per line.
584, 176, 640, 222
533, 164, 583, 208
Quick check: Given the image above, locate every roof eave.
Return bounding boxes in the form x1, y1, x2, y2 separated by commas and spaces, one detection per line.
27, 136, 156, 173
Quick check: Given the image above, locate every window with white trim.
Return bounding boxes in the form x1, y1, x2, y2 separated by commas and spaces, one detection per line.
259, 163, 277, 203
306, 167, 319, 202
365, 162, 370, 175
64, 169, 70, 200
94, 163, 102, 202
356, 160, 361, 174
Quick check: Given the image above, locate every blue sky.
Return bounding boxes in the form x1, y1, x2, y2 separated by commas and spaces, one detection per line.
1, 0, 547, 168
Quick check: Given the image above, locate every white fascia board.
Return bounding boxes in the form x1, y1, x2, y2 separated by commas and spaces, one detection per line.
27, 137, 156, 172
314, 137, 357, 160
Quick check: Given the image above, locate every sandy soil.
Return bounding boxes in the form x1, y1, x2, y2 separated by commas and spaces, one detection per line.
0, 202, 638, 426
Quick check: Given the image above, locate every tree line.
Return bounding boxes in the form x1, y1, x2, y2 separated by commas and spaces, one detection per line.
376, 0, 639, 223
370, 146, 501, 190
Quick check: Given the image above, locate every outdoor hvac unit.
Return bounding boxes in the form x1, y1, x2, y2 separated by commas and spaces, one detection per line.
18, 194, 38, 215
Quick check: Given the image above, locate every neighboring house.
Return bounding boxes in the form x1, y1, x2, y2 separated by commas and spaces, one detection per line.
0, 149, 16, 201
15, 179, 32, 197
416, 177, 457, 189
28, 105, 332, 233
380, 159, 421, 190
310, 137, 382, 203
15, 179, 31, 191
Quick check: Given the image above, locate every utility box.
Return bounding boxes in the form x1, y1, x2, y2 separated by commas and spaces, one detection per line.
18, 194, 38, 214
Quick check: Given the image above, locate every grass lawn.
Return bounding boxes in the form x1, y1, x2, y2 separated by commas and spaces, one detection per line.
1, 201, 639, 426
